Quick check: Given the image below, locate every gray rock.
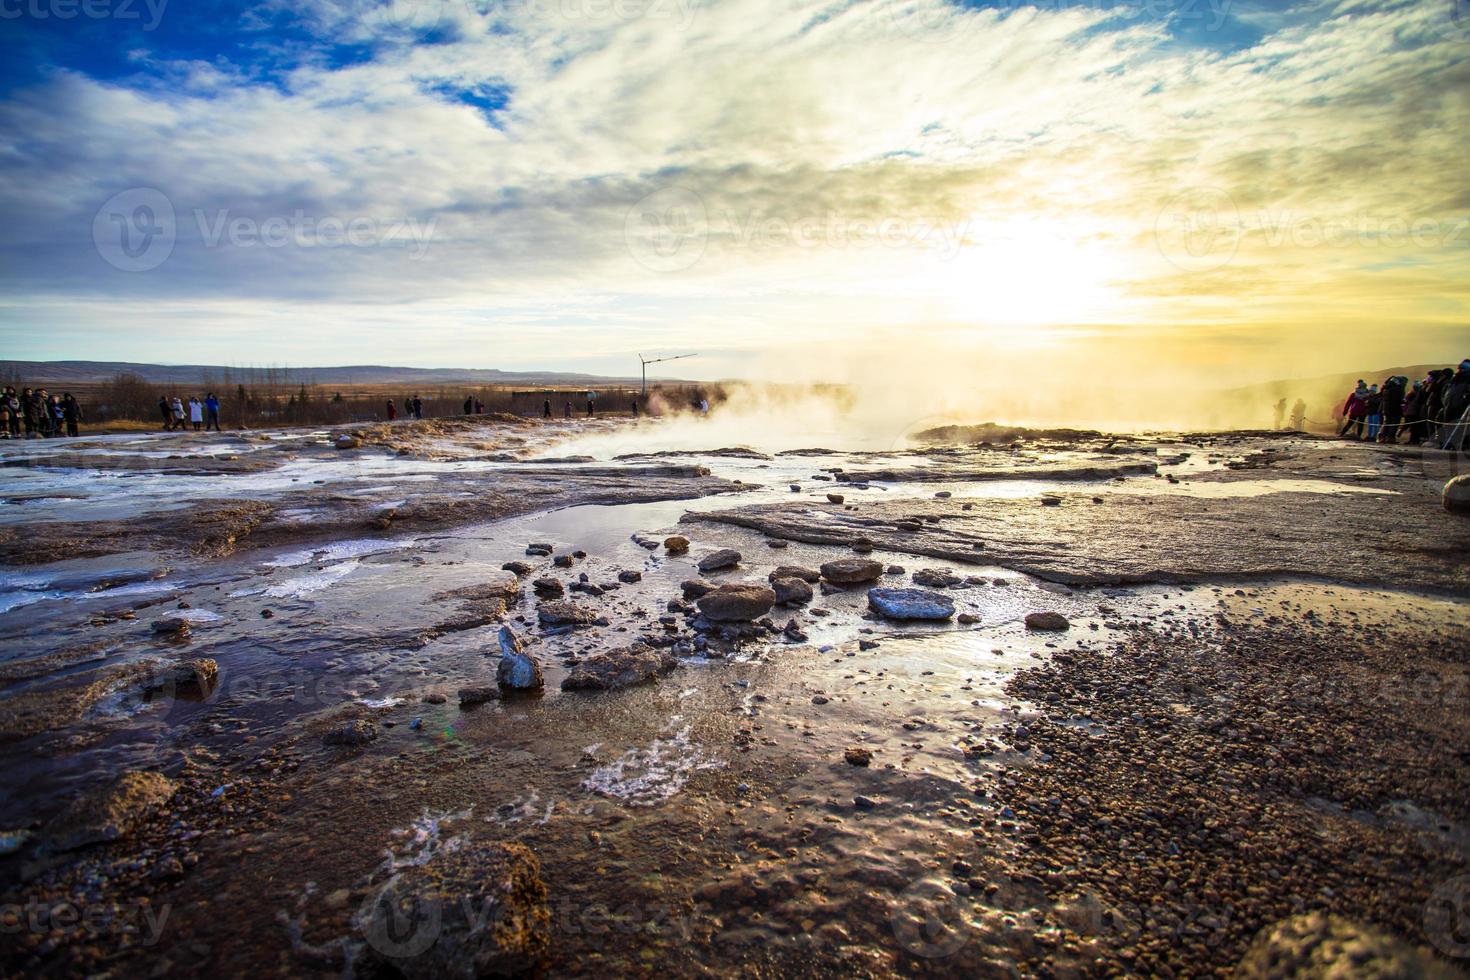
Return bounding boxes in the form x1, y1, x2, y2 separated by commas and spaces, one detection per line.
867, 587, 956, 620
697, 548, 742, 572
495, 626, 544, 690
561, 644, 677, 690
820, 558, 884, 585
697, 584, 778, 622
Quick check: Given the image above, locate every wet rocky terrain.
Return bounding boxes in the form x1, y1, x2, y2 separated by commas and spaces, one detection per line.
1, 417, 1467, 978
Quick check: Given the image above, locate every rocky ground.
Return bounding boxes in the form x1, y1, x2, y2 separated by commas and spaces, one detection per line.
0, 424, 1467, 978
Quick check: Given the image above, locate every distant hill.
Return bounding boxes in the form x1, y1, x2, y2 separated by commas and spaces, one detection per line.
0, 360, 646, 387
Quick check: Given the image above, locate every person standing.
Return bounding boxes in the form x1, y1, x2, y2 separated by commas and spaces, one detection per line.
1442, 360, 1470, 451
188, 396, 204, 431
159, 396, 172, 430
171, 396, 186, 431
1289, 399, 1306, 431
542, 398, 552, 419
1403, 381, 1428, 445
22, 388, 39, 439
586, 391, 596, 417
563, 400, 571, 419
1363, 385, 1382, 441
1377, 376, 1406, 443
48, 393, 65, 437
386, 399, 398, 421
3, 388, 19, 438
412, 395, 423, 420
205, 392, 222, 431
463, 395, 474, 416
62, 393, 82, 437
1273, 398, 1286, 430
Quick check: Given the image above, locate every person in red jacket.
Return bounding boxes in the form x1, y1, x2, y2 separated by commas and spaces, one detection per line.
1339, 381, 1368, 439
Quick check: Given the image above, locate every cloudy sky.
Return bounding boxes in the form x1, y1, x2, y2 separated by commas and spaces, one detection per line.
1, 0, 1467, 382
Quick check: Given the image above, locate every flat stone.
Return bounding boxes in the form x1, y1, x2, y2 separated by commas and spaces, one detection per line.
820, 558, 884, 585
458, 685, 500, 706
868, 587, 955, 620
697, 548, 742, 572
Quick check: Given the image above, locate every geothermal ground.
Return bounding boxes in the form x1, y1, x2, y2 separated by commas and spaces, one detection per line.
1, 415, 1468, 978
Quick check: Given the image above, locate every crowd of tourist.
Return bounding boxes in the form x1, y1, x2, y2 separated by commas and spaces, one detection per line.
0, 387, 83, 438
1337, 360, 1470, 448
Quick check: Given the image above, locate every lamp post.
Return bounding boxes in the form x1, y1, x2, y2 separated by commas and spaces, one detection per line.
639, 353, 695, 397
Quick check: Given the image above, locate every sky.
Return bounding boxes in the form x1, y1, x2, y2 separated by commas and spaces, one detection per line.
0, 0, 1467, 388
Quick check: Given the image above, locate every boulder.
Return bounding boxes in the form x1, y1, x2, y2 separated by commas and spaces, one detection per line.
495, 626, 543, 690
324, 719, 380, 746
561, 644, 678, 691
1446, 475, 1470, 515
1235, 913, 1464, 980
664, 535, 690, 554
44, 771, 179, 852
826, 493, 845, 504
868, 587, 956, 620
697, 584, 778, 622
361, 841, 550, 978
1025, 611, 1071, 632
771, 577, 814, 605
500, 561, 534, 576
617, 570, 642, 583
767, 565, 821, 583
536, 601, 597, 627
696, 548, 742, 572
820, 558, 884, 585
334, 434, 362, 450
844, 746, 873, 767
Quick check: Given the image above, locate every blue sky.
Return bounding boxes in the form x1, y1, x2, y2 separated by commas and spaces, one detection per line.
0, 0, 1466, 385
